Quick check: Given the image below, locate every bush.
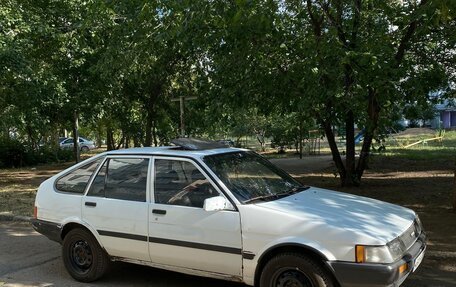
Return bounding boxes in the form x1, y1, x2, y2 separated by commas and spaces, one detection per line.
0, 138, 73, 168
0, 138, 26, 168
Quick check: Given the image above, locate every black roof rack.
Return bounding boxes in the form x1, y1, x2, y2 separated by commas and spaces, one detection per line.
171, 138, 229, 150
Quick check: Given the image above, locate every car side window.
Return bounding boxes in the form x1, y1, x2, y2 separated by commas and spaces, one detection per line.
55, 158, 103, 194
154, 159, 219, 208
87, 160, 107, 197
88, 158, 148, 202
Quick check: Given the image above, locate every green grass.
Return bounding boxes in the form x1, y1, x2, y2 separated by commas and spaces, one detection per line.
378, 130, 456, 161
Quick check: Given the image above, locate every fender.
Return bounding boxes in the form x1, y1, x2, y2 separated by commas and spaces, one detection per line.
60, 217, 105, 249
242, 236, 336, 286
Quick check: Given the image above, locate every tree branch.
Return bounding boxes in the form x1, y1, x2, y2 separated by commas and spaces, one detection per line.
394, 0, 429, 65
306, 0, 324, 38
350, 0, 361, 48
318, 0, 348, 47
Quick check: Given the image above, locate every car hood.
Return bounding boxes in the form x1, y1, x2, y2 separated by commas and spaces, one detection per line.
255, 187, 416, 244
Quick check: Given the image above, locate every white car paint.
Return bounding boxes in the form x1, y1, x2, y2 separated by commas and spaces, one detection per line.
33, 147, 424, 286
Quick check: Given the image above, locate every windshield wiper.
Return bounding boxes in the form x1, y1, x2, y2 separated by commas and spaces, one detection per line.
243, 193, 280, 204
289, 186, 310, 193
244, 186, 310, 204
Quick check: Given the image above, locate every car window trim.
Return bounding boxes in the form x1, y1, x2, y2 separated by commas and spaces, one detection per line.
104, 153, 239, 211
53, 156, 106, 195
85, 157, 109, 198
84, 155, 152, 203
203, 150, 301, 205
152, 156, 230, 210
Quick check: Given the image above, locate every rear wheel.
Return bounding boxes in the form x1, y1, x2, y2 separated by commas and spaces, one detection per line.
62, 228, 109, 282
260, 253, 335, 287
80, 146, 89, 152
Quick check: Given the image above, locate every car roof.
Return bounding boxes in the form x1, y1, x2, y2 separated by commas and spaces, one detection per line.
103, 146, 245, 159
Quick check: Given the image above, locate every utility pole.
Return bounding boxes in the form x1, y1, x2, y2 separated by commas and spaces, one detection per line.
171, 96, 197, 137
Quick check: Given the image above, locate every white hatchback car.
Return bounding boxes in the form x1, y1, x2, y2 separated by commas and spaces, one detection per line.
32, 140, 426, 287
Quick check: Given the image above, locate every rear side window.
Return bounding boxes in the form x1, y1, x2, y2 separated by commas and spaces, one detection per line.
55, 158, 103, 194
87, 158, 149, 202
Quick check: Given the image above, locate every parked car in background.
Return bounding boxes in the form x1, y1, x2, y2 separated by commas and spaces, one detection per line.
60, 137, 95, 152
59, 137, 68, 143
217, 139, 235, 147
33, 139, 425, 287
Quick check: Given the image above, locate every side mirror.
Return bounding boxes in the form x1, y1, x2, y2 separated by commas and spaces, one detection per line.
203, 196, 228, 212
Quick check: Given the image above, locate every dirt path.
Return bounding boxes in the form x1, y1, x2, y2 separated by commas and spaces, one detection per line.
273, 155, 456, 287
270, 155, 334, 176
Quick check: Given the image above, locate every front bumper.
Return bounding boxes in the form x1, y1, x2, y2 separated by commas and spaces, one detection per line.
328, 233, 426, 287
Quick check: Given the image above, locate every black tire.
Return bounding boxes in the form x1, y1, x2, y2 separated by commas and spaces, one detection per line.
259, 253, 335, 287
80, 146, 89, 152
62, 228, 109, 282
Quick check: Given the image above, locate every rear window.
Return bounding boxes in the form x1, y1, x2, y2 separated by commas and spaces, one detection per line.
55, 158, 103, 194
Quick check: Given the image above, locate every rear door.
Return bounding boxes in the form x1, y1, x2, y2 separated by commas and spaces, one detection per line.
82, 156, 151, 261
148, 156, 242, 276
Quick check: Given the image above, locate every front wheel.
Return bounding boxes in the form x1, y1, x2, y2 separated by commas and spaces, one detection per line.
62, 228, 109, 282
260, 253, 335, 287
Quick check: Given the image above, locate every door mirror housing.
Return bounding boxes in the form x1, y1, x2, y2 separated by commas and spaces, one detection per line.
203, 196, 228, 212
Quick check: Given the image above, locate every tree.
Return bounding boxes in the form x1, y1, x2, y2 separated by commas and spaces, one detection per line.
90, 0, 195, 147
190, 0, 455, 186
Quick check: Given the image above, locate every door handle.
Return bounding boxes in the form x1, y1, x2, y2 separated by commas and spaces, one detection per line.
152, 209, 166, 215
85, 202, 96, 207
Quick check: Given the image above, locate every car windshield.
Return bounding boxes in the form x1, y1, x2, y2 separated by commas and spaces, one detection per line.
204, 151, 305, 204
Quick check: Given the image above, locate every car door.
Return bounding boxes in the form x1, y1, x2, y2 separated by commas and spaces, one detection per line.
61, 138, 73, 149
82, 156, 150, 261
149, 156, 242, 276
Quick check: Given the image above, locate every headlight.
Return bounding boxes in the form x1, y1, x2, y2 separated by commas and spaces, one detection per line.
356, 240, 405, 264
387, 238, 406, 261
356, 245, 394, 263
415, 215, 423, 235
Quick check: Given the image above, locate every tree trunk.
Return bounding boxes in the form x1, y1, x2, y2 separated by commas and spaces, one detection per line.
299, 119, 303, 159
133, 135, 141, 147
321, 119, 346, 185
152, 121, 158, 146
145, 111, 153, 147
51, 124, 60, 160
144, 85, 161, 146
356, 88, 380, 179
125, 136, 130, 149
256, 135, 265, 152
72, 111, 80, 163
106, 126, 114, 151
96, 120, 103, 148
345, 110, 357, 186
116, 134, 125, 150
26, 123, 37, 150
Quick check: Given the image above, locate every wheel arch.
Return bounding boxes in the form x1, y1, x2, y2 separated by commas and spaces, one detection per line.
253, 243, 340, 287
60, 220, 105, 250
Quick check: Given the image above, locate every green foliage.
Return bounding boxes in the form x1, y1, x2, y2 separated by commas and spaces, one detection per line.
0, 138, 72, 168
0, 138, 26, 168
1, 0, 455, 177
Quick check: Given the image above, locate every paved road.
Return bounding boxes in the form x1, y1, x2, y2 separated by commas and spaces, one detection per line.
0, 222, 243, 287
2, 221, 455, 287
